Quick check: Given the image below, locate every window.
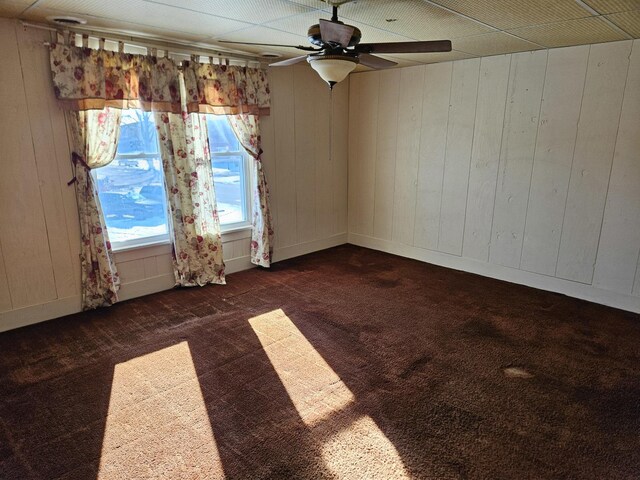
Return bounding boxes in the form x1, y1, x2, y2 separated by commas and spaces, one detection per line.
93, 110, 169, 250
206, 115, 251, 230
93, 111, 251, 252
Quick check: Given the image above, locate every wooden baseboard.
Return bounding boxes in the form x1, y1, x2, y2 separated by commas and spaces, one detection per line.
117, 273, 175, 302
225, 255, 255, 275
273, 233, 348, 263
0, 295, 81, 333
349, 233, 640, 314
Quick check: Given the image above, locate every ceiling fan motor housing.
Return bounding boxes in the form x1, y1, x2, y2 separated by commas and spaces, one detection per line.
308, 23, 361, 48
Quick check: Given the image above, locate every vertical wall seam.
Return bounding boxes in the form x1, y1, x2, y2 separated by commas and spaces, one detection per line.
292, 67, 299, 245
409, 66, 426, 245
412, 67, 428, 247
372, 73, 381, 237
554, 44, 592, 277
436, 63, 454, 251
271, 73, 280, 248
44, 29, 76, 289
14, 21, 59, 301
519, 49, 549, 270
591, 40, 634, 286
389, 72, 400, 243
0, 236, 11, 310
460, 58, 482, 258
488, 53, 513, 264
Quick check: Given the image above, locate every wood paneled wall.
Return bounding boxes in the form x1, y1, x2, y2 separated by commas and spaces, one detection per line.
0, 19, 348, 331
348, 40, 640, 313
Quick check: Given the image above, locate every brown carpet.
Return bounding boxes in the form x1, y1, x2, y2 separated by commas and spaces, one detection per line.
0, 244, 639, 480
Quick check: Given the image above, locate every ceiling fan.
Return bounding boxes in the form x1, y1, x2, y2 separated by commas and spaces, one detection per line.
219, 0, 452, 89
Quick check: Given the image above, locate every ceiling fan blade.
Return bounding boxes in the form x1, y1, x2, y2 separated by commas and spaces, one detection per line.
358, 53, 397, 69
319, 19, 354, 48
218, 40, 318, 52
355, 40, 452, 54
268, 55, 309, 67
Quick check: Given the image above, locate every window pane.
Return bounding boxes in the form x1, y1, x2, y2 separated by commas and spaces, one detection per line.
212, 156, 246, 225
94, 110, 169, 246
205, 115, 249, 228
206, 116, 240, 153
117, 110, 158, 154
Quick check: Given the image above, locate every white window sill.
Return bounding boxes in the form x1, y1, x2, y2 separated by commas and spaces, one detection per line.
113, 226, 252, 264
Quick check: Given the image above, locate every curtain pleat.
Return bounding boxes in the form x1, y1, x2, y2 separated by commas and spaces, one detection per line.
66, 108, 122, 309
154, 74, 226, 286
227, 114, 274, 267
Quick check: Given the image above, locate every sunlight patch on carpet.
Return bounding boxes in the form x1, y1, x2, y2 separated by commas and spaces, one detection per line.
250, 309, 410, 477
321, 415, 411, 479
97, 342, 225, 480
249, 309, 355, 425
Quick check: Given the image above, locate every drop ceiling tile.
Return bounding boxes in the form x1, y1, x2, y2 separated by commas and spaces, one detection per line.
453, 31, 542, 56
397, 49, 477, 64
212, 25, 309, 53
34, 0, 251, 37
430, 0, 593, 30
283, 0, 330, 9
244, 45, 309, 60
257, 10, 331, 38
507, 16, 628, 47
583, 0, 640, 14
22, 7, 214, 43
141, 0, 314, 24
606, 9, 640, 36
373, 54, 424, 68
262, 9, 416, 43
337, 0, 492, 40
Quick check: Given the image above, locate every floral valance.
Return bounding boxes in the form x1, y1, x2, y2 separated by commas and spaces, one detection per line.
184, 62, 270, 116
49, 44, 270, 116
49, 43, 196, 113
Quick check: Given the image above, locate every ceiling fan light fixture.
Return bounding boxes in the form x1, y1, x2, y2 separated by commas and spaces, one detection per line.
308, 55, 358, 89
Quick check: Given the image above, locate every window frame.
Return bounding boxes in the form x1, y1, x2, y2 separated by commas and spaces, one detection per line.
210, 147, 253, 234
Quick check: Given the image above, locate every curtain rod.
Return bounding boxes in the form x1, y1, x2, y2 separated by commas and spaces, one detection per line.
21, 20, 268, 65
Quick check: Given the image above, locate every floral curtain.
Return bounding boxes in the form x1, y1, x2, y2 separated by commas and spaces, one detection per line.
186, 62, 270, 116
50, 43, 197, 113
227, 114, 274, 267
154, 73, 226, 286
187, 61, 274, 266
66, 108, 122, 309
